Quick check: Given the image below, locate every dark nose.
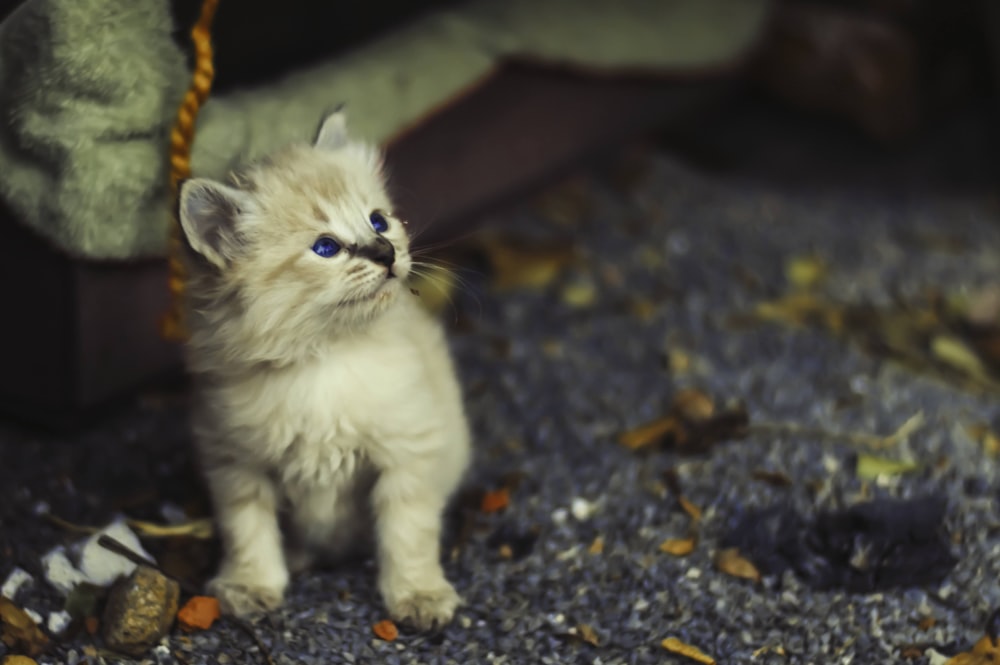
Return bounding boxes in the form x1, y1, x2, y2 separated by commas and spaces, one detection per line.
357, 236, 395, 269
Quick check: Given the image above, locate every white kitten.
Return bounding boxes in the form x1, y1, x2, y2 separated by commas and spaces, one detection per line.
176, 109, 471, 630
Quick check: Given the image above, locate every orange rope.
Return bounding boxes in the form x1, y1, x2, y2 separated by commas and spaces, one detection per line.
161, 0, 221, 342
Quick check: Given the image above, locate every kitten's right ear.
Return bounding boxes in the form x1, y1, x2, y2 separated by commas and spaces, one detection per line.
178, 178, 252, 269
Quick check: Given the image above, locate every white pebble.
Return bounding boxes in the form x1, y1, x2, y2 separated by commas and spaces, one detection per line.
41, 547, 85, 596
551, 508, 568, 525
1, 567, 33, 600
47, 609, 72, 635
685, 567, 702, 579
925, 649, 950, 665
24, 607, 43, 624
571, 497, 596, 521
77, 517, 155, 587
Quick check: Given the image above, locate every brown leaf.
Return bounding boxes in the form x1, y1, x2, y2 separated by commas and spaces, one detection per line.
916, 616, 936, 632
588, 536, 605, 555
678, 496, 703, 522
661, 637, 716, 664
671, 388, 715, 422
943, 635, 1000, 664
576, 624, 600, 647
714, 548, 761, 583
751, 469, 793, 487
618, 417, 682, 451
659, 538, 697, 557
0, 598, 49, 657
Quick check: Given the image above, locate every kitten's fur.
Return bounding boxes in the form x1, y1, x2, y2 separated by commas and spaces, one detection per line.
176, 110, 471, 630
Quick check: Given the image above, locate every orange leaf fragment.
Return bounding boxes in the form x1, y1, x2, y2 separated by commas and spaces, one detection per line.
618, 417, 680, 451
659, 538, 697, 557
661, 636, 716, 664
177, 596, 221, 632
715, 548, 761, 583
678, 496, 702, 522
84, 616, 99, 635
480, 488, 510, 513
373, 619, 399, 642
588, 536, 605, 555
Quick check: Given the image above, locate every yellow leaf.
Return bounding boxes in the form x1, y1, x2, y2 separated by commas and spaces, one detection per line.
785, 255, 828, 290
127, 517, 214, 539
588, 536, 605, 555
714, 548, 761, 583
659, 538, 696, 557
480, 235, 576, 291
661, 637, 716, 664
561, 280, 597, 308
855, 454, 920, 480
931, 335, 988, 380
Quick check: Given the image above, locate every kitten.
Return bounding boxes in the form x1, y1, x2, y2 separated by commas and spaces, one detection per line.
175, 109, 471, 630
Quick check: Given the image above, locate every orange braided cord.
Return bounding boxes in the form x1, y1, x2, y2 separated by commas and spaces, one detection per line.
162, 0, 220, 341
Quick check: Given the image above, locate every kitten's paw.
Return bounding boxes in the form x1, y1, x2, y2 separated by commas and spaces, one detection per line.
207, 576, 285, 618
385, 581, 461, 631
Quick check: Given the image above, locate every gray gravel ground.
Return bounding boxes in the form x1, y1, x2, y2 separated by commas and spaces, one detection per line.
3, 103, 1000, 665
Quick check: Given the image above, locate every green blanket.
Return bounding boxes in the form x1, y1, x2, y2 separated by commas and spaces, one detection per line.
0, 0, 771, 260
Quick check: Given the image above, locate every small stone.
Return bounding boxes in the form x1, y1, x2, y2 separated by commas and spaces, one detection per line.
571, 498, 596, 521
46, 610, 72, 636
41, 548, 85, 596
77, 518, 155, 587
1, 569, 32, 601
102, 566, 180, 657
22, 609, 42, 625
551, 508, 568, 525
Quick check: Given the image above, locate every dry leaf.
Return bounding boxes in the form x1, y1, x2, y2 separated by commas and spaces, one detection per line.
561, 281, 597, 308
659, 538, 697, 557
0, 598, 48, 657
966, 423, 1000, 457
618, 417, 681, 451
715, 548, 761, 583
576, 624, 600, 647
661, 636, 716, 664
479, 235, 576, 291
372, 620, 399, 642
177, 596, 220, 632
785, 255, 828, 290
752, 645, 787, 658
678, 496, 702, 522
855, 454, 920, 480
480, 488, 510, 514
3, 657, 39, 665
932, 335, 989, 380
127, 518, 214, 540
588, 536, 605, 555
944, 635, 1000, 664
917, 616, 936, 632
84, 616, 99, 635
498, 544, 514, 559
672, 388, 715, 422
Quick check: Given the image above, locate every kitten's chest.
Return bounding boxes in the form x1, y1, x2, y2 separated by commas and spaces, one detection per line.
228, 344, 414, 481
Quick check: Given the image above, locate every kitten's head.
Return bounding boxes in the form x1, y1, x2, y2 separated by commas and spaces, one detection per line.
178, 109, 412, 353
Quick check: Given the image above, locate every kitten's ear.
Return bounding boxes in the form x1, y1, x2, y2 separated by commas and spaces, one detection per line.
314, 105, 349, 151
177, 178, 252, 269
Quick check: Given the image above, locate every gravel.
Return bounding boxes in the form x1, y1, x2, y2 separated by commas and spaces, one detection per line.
3, 119, 1000, 664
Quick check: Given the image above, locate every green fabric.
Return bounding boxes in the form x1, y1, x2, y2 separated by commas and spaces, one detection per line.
0, 0, 771, 260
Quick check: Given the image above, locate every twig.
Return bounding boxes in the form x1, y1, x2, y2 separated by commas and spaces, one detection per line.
749, 411, 925, 450
229, 616, 277, 665
96, 535, 201, 596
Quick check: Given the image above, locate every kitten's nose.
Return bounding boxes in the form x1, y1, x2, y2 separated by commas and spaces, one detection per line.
357, 236, 395, 269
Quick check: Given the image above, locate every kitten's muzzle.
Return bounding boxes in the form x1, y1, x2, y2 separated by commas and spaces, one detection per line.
355, 237, 396, 274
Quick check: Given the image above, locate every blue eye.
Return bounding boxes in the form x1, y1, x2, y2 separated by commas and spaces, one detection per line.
311, 236, 341, 258
370, 211, 388, 233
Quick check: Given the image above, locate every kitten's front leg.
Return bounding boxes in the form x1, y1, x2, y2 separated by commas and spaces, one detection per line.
372, 465, 460, 631
205, 465, 289, 617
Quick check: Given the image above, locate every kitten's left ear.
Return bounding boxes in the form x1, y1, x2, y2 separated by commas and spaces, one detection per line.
314, 105, 349, 151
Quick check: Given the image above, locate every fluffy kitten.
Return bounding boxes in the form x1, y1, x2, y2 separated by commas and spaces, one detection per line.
176, 109, 471, 630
